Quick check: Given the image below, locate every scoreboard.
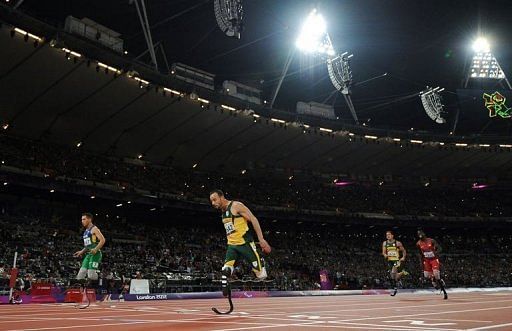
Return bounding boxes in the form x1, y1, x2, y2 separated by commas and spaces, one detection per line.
456, 89, 512, 134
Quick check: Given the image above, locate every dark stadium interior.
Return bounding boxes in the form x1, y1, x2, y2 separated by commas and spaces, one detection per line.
12, 0, 512, 134
0, 1, 512, 329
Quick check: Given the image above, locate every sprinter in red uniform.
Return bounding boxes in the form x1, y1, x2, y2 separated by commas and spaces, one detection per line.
416, 229, 448, 299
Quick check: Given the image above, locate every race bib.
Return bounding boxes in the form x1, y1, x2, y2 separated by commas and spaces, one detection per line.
83, 237, 92, 246
387, 250, 398, 257
224, 221, 235, 235
423, 251, 435, 258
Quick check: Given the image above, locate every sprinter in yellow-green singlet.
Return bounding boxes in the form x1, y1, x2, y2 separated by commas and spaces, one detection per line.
209, 189, 271, 297
382, 230, 408, 296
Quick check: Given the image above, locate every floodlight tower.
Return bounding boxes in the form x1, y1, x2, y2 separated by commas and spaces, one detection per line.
296, 9, 358, 123
271, 8, 333, 108
464, 37, 511, 89
420, 86, 446, 124
295, 9, 335, 57
130, 0, 159, 71
327, 52, 358, 124
214, 0, 244, 39
271, 8, 359, 124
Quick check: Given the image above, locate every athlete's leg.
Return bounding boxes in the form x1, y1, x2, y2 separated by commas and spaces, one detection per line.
390, 264, 398, 286
389, 261, 399, 296
223, 245, 238, 276
423, 261, 435, 286
243, 242, 267, 279
395, 260, 409, 280
395, 262, 408, 288
77, 254, 91, 280
220, 266, 232, 297
77, 268, 88, 280
424, 270, 438, 290
391, 265, 398, 281
86, 252, 102, 292
221, 246, 238, 297
432, 269, 445, 291
427, 260, 441, 287
432, 260, 447, 299
431, 260, 442, 282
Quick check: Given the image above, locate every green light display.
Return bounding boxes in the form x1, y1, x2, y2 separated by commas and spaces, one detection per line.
483, 91, 511, 119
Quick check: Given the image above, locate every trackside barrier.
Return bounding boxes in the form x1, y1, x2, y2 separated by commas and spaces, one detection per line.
1, 287, 511, 304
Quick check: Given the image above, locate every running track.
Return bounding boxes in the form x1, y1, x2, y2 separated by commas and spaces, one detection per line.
1, 292, 512, 330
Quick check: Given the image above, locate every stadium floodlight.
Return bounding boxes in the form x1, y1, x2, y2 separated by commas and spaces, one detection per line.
296, 9, 335, 56
274, 8, 359, 123
327, 52, 353, 95
465, 36, 510, 88
273, 8, 335, 107
472, 37, 490, 53
214, 0, 244, 39
327, 52, 359, 124
420, 86, 446, 124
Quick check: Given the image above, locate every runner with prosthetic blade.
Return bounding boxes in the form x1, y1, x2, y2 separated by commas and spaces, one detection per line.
209, 190, 271, 314
72, 212, 106, 308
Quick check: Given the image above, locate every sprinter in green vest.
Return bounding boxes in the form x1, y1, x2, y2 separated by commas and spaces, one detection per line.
73, 212, 106, 286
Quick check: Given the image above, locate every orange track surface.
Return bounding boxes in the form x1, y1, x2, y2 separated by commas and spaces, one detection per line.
1, 291, 512, 330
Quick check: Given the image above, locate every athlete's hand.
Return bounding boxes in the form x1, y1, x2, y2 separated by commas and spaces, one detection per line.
259, 239, 271, 254
90, 248, 98, 255
73, 250, 83, 258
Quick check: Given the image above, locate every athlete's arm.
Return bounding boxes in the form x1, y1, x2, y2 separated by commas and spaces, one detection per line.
416, 242, 423, 268
90, 227, 106, 255
73, 248, 87, 258
398, 241, 407, 261
432, 239, 442, 254
381, 241, 387, 259
233, 202, 270, 251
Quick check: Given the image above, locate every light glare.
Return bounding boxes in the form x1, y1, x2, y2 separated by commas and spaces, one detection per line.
296, 9, 334, 55
472, 37, 490, 53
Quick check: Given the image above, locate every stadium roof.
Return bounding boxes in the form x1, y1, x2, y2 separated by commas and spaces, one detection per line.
0, 2, 511, 178
11, 0, 512, 132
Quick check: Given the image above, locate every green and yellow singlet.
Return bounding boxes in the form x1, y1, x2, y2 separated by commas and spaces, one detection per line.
385, 240, 400, 262
222, 201, 253, 245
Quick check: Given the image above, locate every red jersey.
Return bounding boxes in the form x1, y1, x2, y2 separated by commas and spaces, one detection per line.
417, 238, 437, 260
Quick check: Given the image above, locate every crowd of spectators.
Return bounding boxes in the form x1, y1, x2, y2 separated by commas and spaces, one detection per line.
1, 134, 511, 294
1, 134, 511, 217
1, 205, 511, 294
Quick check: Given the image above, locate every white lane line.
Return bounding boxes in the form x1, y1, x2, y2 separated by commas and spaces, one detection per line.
297, 324, 446, 331
5, 317, 318, 331
332, 305, 512, 323
427, 318, 492, 323
328, 320, 460, 331
468, 322, 512, 330
6, 321, 149, 331
211, 321, 324, 331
